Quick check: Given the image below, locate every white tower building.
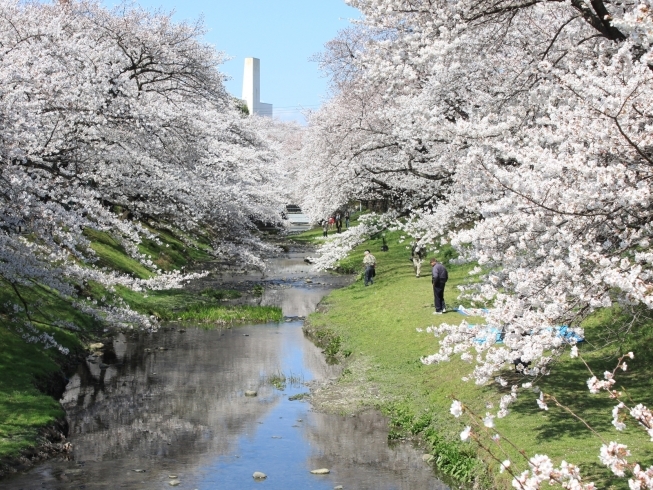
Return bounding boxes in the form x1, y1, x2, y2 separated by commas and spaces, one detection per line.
242, 57, 273, 117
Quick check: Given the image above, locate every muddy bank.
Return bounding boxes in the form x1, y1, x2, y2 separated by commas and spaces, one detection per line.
302, 310, 395, 416
0, 419, 71, 479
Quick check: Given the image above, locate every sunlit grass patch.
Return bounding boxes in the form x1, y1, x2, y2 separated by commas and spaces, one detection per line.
178, 304, 282, 325
90, 241, 154, 279
84, 225, 214, 279
138, 224, 213, 270
0, 315, 73, 459
200, 288, 241, 301
288, 226, 324, 243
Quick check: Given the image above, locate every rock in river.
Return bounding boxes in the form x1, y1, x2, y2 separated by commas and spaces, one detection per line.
253, 471, 267, 479
169, 480, 181, 486
244, 390, 257, 397
310, 468, 330, 474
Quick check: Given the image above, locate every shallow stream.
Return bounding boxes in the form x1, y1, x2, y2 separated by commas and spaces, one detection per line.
5, 252, 448, 490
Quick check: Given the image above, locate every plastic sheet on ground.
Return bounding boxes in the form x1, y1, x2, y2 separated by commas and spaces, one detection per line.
456, 305, 490, 316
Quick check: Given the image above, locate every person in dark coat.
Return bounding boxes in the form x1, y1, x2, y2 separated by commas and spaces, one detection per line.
430, 258, 448, 314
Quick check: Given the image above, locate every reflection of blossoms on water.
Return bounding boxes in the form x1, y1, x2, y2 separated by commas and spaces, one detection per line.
63, 329, 284, 466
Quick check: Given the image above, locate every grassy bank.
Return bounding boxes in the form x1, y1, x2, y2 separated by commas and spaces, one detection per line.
0, 225, 280, 468
298, 228, 653, 489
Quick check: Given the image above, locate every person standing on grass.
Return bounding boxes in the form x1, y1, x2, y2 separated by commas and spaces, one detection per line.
345, 211, 350, 228
411, 242, 426, 277
363, 249, 376, 286
431, 258, 448, 314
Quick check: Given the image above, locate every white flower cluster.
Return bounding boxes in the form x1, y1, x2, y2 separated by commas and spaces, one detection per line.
630, 404, 653, 440
613, 403, 627, 431
587, 373, 617, 395
630, 464, 653, 490
12, 318, 69, 354
451, 399, 595, 488
421, 318, 579, 389
513, 456, 595, 490
599, 442, 631, 477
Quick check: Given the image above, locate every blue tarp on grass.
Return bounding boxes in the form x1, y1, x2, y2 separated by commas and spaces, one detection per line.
470, 324, 584, 345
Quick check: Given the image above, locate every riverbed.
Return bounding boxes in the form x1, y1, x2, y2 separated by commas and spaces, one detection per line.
4, 252, 448, 490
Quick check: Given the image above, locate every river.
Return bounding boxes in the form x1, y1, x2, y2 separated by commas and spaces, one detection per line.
4, 251, 448, 490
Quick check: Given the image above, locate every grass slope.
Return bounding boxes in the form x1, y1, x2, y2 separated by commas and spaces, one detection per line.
299, 228, 653, 489
0, 282, 92, 460
0, 327, 64, 459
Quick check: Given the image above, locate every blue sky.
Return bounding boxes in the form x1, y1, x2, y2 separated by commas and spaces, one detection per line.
104, 0, 359, 122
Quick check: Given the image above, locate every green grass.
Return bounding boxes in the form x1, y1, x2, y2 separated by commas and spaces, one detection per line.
265, 371, 304, 391
287, 225, 325, 244
138, 224, 213, 269
84, 225, 213, 278
84, 229, 154, 279
114, 286, 279, 324
178, 304, 282, 324
0, 328, 65, 459
304, 229, 653, 489
0, 282, 94, 459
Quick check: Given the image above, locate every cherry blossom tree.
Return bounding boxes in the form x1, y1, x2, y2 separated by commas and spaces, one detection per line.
0, 0, 288, 332
303, 0, 653, 381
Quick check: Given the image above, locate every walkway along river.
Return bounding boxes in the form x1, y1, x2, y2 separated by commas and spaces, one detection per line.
4, 251, 448, 490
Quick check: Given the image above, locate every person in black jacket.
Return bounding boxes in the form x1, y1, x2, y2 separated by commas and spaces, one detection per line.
430, 258, 448, 314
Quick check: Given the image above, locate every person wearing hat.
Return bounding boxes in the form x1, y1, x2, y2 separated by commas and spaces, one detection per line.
411, 242, 426, 277
363, 250, 376, 286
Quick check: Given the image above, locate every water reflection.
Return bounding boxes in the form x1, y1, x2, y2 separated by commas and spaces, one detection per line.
4, 255, 447, 490
211, 252, 351, 318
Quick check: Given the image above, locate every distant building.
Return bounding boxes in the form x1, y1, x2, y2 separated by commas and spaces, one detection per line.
242, 57, 273, 117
